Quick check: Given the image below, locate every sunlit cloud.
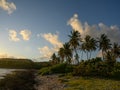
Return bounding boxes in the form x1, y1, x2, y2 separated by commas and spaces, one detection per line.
67, 14, 83, 34
38, 46, 54, 59
9, 30, 20, 42
0, 0, 16, 14
38, 33, 63, 60
41, 33, 62, 48
68, 14, 120, 43
20, 30, 31, 41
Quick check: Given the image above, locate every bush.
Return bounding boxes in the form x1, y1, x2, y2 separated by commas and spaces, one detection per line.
38, 67, 51, 75
38, 63, 73, 75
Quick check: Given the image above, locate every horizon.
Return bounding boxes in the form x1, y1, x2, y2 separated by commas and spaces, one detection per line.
0, 0, 120, 61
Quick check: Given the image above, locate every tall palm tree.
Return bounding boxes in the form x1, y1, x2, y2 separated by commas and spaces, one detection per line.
80, 43, 86, 60
63, 43, 72, 64
68, 30, 82, 64
97, 34, 111, 60
82, 35, 92, 59
89, 37, 97, 59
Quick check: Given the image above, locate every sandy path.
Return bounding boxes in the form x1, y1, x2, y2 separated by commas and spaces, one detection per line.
35, 75, 66, 90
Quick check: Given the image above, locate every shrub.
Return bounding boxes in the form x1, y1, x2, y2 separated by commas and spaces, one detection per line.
38, 67, 51, 75
38, 63, 73, 75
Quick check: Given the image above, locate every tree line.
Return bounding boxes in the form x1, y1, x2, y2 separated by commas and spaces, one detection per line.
49, 30, 120, 77
50, 30, 120, 65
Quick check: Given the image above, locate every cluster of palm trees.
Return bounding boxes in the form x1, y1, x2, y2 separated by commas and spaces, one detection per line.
50, 30, 120, 65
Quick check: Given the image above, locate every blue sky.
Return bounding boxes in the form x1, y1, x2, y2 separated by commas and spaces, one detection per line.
0, 0, 120, 61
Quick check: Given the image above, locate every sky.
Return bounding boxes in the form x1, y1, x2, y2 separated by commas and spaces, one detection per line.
0, 0, 120, 61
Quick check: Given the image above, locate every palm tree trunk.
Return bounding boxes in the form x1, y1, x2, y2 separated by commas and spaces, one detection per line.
75, 49, 79, 64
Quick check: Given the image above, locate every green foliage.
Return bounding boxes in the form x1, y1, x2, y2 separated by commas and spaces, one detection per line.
38, 63, 73, 75
73, 58, 107, 76
38, 67, 51, 75
0, 70, 36, 90
33, 62, 51, 69
63, 76, 120, 90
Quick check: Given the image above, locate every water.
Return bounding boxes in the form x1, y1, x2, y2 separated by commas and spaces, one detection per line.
0, 69, 25, 79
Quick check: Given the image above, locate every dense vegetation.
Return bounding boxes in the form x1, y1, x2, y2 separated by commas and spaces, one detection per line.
38, 63, 73, 75
48, 30, 120, 78
0, 70, 36, 90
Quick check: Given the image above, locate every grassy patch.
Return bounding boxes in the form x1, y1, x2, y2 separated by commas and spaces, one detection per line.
63, 76, 120, 90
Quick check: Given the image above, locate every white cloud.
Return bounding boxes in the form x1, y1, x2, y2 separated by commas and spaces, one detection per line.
9, 30, 20, 41
41, 33, 63, 48
38, 46, 54, 59
0, 0, 16, 14
68, 14, 120, 43
67, 14, 84, 34
20, 30, 31, 41
38, 33, 63, 60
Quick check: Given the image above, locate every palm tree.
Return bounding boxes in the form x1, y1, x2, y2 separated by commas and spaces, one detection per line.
68, 30, 82, 64
82, 35, 92, 59
97, 34, 111, 60
63, 43, 72, 64
80, 43, 86, 60
89, 37, 97, 59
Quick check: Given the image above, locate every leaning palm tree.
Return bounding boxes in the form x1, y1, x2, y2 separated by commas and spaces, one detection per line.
97, 34, 111, 60
68, 30, 82, 64
63, 43, 72, 64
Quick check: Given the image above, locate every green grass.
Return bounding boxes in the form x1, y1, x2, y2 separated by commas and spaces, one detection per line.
62, 76, 120, 90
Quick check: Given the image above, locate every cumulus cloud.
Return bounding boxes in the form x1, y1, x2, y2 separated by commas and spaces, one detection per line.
68, 14, 120, 43
41, 33, 63, 48
67, 14, 83, 34
0, 0, 16, 14
20, 30, 31, 41
38, 46, 54, 59
38, 33, 63, 60
9, 30, 20, 41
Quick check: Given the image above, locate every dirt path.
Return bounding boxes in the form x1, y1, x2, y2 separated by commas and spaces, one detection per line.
35, 75, 66, 90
